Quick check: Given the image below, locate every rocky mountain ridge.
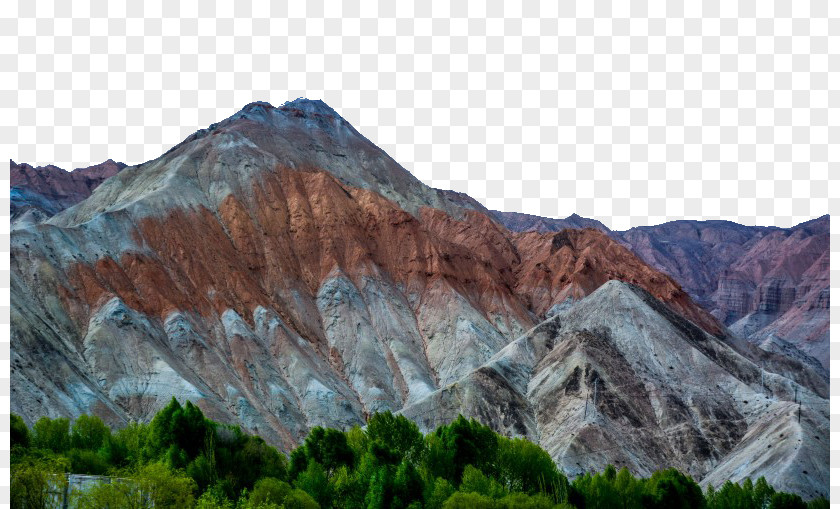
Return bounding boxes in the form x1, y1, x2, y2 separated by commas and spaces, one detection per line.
10, 99, 828, 499
11, 159, 127, 226
495, 212, 830, 369
400, 280, 827, 499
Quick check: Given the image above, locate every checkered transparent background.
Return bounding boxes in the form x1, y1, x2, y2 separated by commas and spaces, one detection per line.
1, 0, 837, 505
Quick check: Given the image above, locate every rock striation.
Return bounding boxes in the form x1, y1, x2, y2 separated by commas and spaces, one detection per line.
10, 99, 828, 499
11, 159, 126, 226
496, 213, 830, 369
11, 99, 716, 439
400, 281, 828, 499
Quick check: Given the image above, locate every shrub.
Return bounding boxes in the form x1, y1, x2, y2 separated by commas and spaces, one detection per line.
11, 462, 64, 509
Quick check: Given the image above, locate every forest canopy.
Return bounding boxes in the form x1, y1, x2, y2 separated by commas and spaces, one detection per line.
10, 401, 828, 509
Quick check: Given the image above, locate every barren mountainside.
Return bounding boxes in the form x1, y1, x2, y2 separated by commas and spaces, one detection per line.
496, 213, 830, 370
10, 99, 828, 499
11, 159, 127, 226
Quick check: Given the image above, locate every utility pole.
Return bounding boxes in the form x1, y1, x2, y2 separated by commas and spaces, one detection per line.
761, 362, 765, 396
798, 400, 801, 423
584, 386, 589, 418
794, 386, 798, 404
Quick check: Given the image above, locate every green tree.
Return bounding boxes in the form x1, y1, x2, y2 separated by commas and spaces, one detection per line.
330, 465, 366, 509
11, 413, 30, 449
32, 416, 71, 453
392, 460, 424, 507
102, 421, 150, 467
442, 491, 500, 509
345, 425, 369, 461
149, 398, 212, 463
423, 432, 455, 481
497, 436, 565, 496
295, 460, 331, 508
808, 498, 829, 509
769, 492, 807, 509
288, 446, 309, 482
425, 477, 456, 509
498, 492, 559, 509
614, 467, 644, 509
754, 477, 776, 508
363, 466, 391, 509
643, 468, 704, 509
460, 465, 507, 498
67, 448, 109, 475
304, 426, 354, 475
574, 470, 623, 509
283, 488, 320, 509
434, 415, 498, 482
70, 414, 110, 450
72, 478, 151, 509
248, 477, 291, 507
11, 462, 65, 509
232, 435, 287, 488
187, 453, 217, 493
195, 482, 236, 509
366, 412, 424, 461
136, 462, 197, 508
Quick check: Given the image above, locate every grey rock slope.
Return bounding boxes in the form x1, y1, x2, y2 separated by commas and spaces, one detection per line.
11, 99, 827, 500
11, 99, 536, 451
400, 280, 828, 500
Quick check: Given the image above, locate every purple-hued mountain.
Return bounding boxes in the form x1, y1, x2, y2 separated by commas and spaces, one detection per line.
10, 159, 127, 226
495, 211, 830, 370
492, 210, 611, 233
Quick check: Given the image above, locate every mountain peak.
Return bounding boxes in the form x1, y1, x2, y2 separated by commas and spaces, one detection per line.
280, 97, 338, 115
228, 98, 342, 126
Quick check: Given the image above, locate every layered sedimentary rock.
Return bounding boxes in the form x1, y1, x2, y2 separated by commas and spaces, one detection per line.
400, 281, 828, 499
10, 99, 828, 498
496, 213, 830, 369
12, 99, 716, 446
492, 211, 610, 234
11, 159, 126, 225
722, 223, 830, 368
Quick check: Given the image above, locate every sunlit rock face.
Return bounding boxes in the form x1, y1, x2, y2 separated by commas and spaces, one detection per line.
10, 99, 827, 499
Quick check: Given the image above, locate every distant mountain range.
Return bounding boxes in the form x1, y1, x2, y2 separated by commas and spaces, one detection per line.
493, 211, 829, 372
9, 99, 829, 499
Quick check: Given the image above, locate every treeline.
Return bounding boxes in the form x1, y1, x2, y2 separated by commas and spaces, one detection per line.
11, 399, 828, 508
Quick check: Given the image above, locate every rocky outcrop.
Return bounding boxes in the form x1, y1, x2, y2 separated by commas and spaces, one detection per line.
400, 281, 828, 499
511, 228, 722, 335
12, 99, 717, 448
10, 99, 827, 499
497, 213, 830, 369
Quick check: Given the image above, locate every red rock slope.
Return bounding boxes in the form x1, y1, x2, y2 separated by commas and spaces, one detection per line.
11, 99, 720, 450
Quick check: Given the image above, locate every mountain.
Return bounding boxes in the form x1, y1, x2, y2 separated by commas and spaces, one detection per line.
400, 281, 828, 499
492, 211, 610, 233
10, 99, 827, 498
495, 213, 830, 370
11, 159, 127, 226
